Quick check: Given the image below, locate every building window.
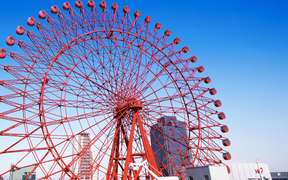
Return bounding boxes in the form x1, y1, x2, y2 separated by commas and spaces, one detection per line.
204, 175, 210, 180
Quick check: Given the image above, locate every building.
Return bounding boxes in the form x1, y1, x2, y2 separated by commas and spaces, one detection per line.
229, 163, 272, 180
149, 116, 273, 180
271, 172, 288, 180
186, 166, 229, 180
9, 166, 36, 180
185, 163, 272, 180
150, 116, 191, 177
78, 133, 93, 180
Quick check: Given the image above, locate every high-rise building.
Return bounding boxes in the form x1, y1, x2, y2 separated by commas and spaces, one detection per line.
150, 116, 191, 177
78, 133, 93, 180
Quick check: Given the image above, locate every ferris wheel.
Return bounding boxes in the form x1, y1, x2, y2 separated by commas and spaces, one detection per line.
0, 1, 231, 179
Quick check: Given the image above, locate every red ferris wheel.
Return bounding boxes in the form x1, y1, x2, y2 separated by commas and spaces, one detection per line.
0, 1, 231, 179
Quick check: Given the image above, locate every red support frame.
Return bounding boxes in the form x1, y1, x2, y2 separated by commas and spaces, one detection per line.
106, 109, 161, 180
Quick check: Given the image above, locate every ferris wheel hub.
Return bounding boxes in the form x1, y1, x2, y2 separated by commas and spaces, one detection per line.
115, 97, 143, 116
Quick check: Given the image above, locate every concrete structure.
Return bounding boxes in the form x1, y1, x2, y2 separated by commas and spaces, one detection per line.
78, 133, 93, 180
229, 163, 272, 180
184, 163, 273, 180
150, 116, 190, 177
271, 172, 288, 180
149, 116, 273, 180
185, 166, 229, 180
9, 166, 36, 180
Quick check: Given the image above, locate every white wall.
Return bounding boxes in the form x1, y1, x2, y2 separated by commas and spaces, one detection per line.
209, 166, 230, 180
185, 163, 272, 180
229, 163, 272, 180
186, 166, 229, 180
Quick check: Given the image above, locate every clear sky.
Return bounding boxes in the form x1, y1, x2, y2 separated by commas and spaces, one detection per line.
0, 0, 287, 172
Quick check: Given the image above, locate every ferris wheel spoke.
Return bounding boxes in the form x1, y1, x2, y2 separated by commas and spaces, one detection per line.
65, 120, 115, 168
53, 59, 117, 98
72, 47, 119, 94
57, 113, 115, 145
91, 138, 114, 175
143, 92, 185, 106
47, 77, 110, 110
0, 113, 40, 126
44, 109, 111, 126
0, 126, 41, 155
0, 127, 66, 173
46, 75, 107, 104
35, 117, 117, 177
137, 60, 173, 96
43, 99, 106, 110
92, 39, 120, 87
146, 104, 187, 114
0, 102, 38, 118
66, 126, 115, 176
0, 147, 49, 155
133, 47, 177, 90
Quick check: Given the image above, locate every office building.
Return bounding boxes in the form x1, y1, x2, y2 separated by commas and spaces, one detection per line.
150, 116, 191, 177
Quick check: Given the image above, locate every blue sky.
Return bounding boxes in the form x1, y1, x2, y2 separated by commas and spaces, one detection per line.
0, 0, 287, 172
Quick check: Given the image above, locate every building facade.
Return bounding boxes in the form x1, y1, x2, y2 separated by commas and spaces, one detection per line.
78, 133, 93, 180
271, 172, 288, 180
229, 163, 272, 180
150, 116, 190, 177
185, 166, 229, 180
185, 163, 272, 180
